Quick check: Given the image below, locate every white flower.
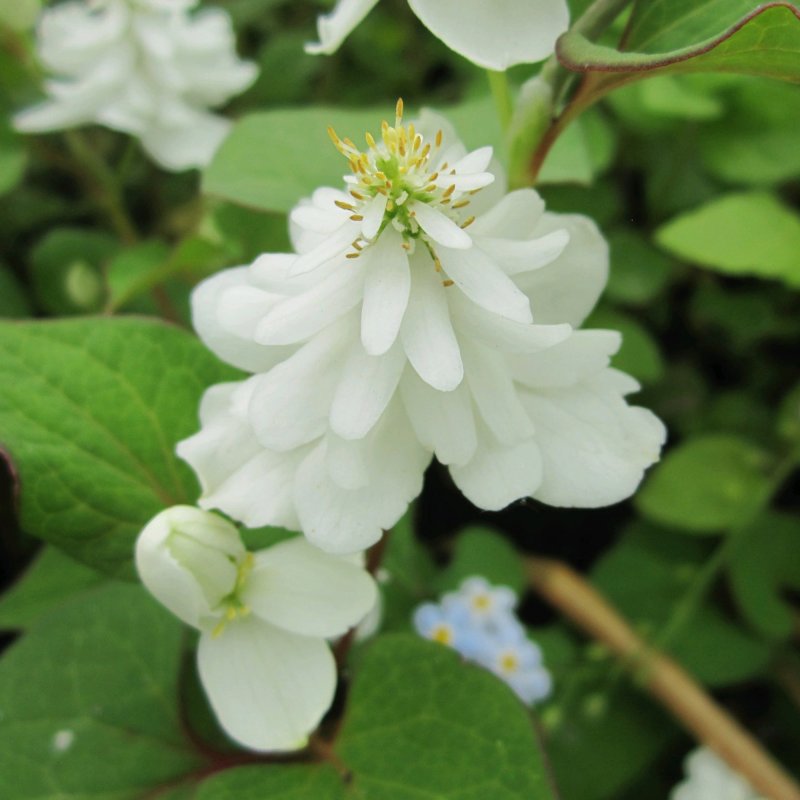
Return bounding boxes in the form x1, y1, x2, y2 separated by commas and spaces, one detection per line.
671, 748, 765, 800
14, 0, 257, 171
305, 0, 570, 71
135, 506, 377, 752
178, 105, 665, 554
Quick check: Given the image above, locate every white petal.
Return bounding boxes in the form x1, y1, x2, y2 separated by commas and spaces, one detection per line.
408, 0, 570, 69
360, 227, 411, 355
450, 293, 571, 353
329, 339, 406, 440
361, 192, 389, 240
461, 340, 535, 445
399, 369, 477, 466
248, 323, 352, 451
243, 537, 377, 637
510, 330, 621, 388
191, 267, 292, 373
255, 265, 364, 345
470, 189, 545, 238
400, 256, 463, 391
141, 111, 231, 172
450, 423, 543, 510
411, 202, 472, 249
295, 405, 430, 554
473, 229, 569, 276
198, 619, 336, 752
449, 145, 493, 175
516, 213, 609, 327
135, 505, 241, 629
305, 0, 381, 54
325, 432, 371, 489
438, 244, 533, 323
176, 380, 303, 530
523, 371, 667, 507
289, 219, 360, 276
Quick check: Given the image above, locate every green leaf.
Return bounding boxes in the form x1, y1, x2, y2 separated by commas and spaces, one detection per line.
728, 512, 800, 640
105, 240, 170, 311
655, 192, 800, 286
203, 106, 392, 213
0, 317, 238, 577
0, 0, 40, 30
0, 583, 203, 799
0, 264, 31, 318
538, 111, 616, 185
0, 547, 105, 630
547, 687, 676, 800
606, 228, 673, 305
198, 765, 347, 800
29, 227, 118, 315
204, 98, 503, 214
697, 78, 800, 186
0, 120, 26, 196
338, 634, 558, 799
635, 435, 772, 533
558, 4, 800, 98
593, 523, 770, 685
585, 307, 665, 384
435, 526, 526, 595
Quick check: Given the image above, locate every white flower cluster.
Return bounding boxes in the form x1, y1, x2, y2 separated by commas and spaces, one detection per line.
670, 748, 766, 800
414, 577, 551, 705
136, 506, 377, 752
306, 0, 570, 71
14, 0, 257, 171
177, 102, 666, 556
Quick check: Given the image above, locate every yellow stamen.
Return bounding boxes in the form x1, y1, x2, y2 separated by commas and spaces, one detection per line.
460, 216, 476, 229
335, 199, 356, 211
395, 97, 404, 126
442, 279, 454, 287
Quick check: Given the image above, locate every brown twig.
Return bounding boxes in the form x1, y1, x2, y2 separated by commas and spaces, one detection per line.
525, 556, 800, 800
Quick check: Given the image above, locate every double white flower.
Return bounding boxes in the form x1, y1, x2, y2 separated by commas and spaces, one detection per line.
14, 0, 257, 171
136, 506, 376, 751
671, 748, 765, 800
178, 104, 665, 555
306, 0, 571, 70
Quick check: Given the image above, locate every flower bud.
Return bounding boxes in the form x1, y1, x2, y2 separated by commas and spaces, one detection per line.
135, 506, 245, 629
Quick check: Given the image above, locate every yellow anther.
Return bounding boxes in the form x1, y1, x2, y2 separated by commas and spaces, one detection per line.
460, 216, 476, 229
343, 136, 356, 149
327, 126, 341, 146
365, 131, 376, 149
346, 252, 361, 259
350, 190, 365, 200
442, 184, 456, 198
395, 97, 404, 125
386, 200, 395, 211
452, 199, 471, 209
350, 214, 364, 221
352, 240, 363, 251
442, 279, 454, 288
433, 256, 442, 272
419, 143, 431, 161
431, 625, 452, 645
435, 129, 443, 148
428, 171, 438, 182
500, 653, 519, 673
335, 199, 356, 211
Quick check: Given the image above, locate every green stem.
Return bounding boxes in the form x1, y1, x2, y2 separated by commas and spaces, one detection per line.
654, 448, 800, 654
487, 70, 513, 132
64, 130, 139, 244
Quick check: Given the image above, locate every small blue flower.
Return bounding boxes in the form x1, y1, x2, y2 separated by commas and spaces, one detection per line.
443, 576, 518, 631
413, 601, 490, 660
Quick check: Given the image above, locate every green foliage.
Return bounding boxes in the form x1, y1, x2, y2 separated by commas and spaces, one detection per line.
606, 228, 673, 306
28, 228, 118, 315
0, 317, 238, 577
199, 765, 347, 800
0, 583, 203, 799
558, 3, 800, 90
636, 435, 772, 533
338, 635, 558, 799
0, 264, 31, 318
0, 547, 106, 630
728, 512, 800, 640
435, 526, 526, 595
656, 192, 800, 285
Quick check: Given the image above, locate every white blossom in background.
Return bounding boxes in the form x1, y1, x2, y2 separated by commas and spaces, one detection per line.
14, 0, 257, 171
414, 576, 552, 705
178, 103, 665, 555
306, 0, 570, 70
670, 748, 765, 800
135, 505, 377, 752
